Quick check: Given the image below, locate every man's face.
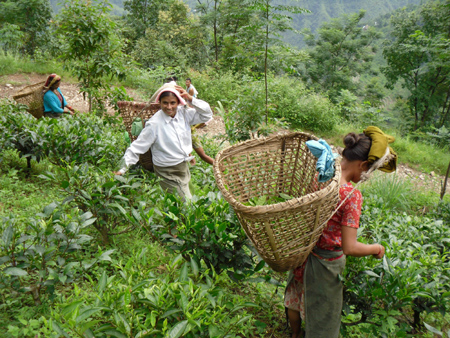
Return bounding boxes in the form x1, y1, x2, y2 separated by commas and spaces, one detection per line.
186, 79, 191, 87
160, 94, 179, 118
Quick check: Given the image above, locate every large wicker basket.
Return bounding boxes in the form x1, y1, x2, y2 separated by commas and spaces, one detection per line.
12, 81, 46, 119
213, 132, 341, 272
117, 101, 160, 171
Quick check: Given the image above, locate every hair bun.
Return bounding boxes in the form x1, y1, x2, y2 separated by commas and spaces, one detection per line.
344, 132, 362, 148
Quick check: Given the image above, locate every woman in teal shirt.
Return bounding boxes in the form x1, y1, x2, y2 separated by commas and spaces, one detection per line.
43, 74, 75, 118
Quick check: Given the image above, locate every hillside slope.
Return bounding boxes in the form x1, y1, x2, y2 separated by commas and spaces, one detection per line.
49, 0, 424, 47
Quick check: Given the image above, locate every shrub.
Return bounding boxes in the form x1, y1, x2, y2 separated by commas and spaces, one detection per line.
0, 101, 127, 171
0, 100, 46, 172
0, 203, 113, 306
343, 204, 450, 336
149, 191, 257, 280
48, 256, 257, 337
39, 164, 159, 245
269, 76, 339, 132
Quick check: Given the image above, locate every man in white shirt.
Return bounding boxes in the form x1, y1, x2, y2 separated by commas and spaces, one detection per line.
115, 85, 212, 199
185, 78, 198, 98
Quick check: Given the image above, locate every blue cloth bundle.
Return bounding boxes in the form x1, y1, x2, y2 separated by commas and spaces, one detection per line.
306, 139, 338, 182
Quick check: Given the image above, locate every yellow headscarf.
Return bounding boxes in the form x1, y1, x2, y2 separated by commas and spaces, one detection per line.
363, 126, 397, 173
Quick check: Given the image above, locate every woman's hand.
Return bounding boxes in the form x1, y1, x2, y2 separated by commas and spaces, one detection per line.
113, 171, 123, 176
373, 244, 385, 259
175, 85, 193, 102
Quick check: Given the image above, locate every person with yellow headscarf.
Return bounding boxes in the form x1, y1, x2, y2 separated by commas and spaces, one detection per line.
43, 74, 75, 118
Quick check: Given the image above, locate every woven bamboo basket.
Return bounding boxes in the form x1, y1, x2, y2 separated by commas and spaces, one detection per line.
117, 101, 161, 171
12, 81, 46, 119
213, 132, 341, 272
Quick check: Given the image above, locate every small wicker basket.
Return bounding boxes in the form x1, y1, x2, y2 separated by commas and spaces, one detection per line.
117, 101, 161, 171
12, 81, 46, 119
213, 132, 341, 272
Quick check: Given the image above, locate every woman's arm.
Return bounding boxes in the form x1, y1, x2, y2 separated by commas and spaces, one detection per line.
116, 124, 156, 174
341, 225, 385, 259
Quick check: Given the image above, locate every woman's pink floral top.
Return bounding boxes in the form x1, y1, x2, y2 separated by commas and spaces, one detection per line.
316, 182, 362, 251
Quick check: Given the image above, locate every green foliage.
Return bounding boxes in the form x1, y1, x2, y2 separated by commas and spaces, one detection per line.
301, 10, 381, 100
0, 154, 62, 218
0, 203, 112, 306
343, 208, 450, 336
49, 255, 257, 337
123, 0, 171, 38
282, 0, 422, 48
0, 100, 46, 171
0, 52, 68, 77
269, 76, 338, 132
56, 0, 130, 112
131, 0, 207, 70
0, 0, 52, 55
0, 23, 24, 54
361, 173, 413, 213
39, 164, 158, 245
382, 1, 450, 130
335, 90, 388, 126
0, 103, 127, 171
151, 192, 256, 279
223, 83, 267, 143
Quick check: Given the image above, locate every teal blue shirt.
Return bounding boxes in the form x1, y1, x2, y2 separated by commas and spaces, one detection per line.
43, 88, 67, 114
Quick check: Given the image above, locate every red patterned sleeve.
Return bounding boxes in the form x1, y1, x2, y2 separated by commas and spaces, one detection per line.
340, 188, 363, 229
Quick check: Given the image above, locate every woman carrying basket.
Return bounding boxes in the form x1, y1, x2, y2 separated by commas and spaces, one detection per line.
115, 85, 213, 200
285, 127, 396, 338
43, 74, 75, 118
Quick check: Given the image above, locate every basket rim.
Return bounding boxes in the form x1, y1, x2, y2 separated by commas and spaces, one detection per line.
12, 81, 46, 97
213, 131, 341, 215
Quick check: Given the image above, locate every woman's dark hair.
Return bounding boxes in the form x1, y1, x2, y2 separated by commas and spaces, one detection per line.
50, 79, 60, 89
342, 133, 371, 162
165, 76, 177, 83
159, 91, 179, 103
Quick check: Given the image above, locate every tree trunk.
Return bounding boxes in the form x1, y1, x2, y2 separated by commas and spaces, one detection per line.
264, 0, 269, 124
441, 159, 450, 200
214, 0, 218, 62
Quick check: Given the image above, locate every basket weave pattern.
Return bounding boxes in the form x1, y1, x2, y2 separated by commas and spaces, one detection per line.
214, 132, 341, 272
12, 81, 46, 119
117, 101, 160, 171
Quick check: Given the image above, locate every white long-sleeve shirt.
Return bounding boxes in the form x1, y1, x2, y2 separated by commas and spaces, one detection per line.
119, 97, 213, 173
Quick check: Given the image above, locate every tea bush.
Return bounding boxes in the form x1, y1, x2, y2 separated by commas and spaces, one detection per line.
150, 192, 257, 279
48, 256, 258, 338
342, 199, 450, 337
0, 203, 113, 306
0, 101, 127, 170
0, 100, 46, 171
39, 164, 159, 245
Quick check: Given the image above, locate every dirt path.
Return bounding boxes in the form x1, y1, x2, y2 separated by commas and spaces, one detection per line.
1, 73, 448, 196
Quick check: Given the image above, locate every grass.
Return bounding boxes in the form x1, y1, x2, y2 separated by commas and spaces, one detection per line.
0, 150, 63, 218
0, 52, 75, 84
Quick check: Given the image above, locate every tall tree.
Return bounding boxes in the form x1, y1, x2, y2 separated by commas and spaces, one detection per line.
0, 0, 52, 55
123, 0, 173, 38
383, 1, 450, 130
131, 0, 206, 70
56, 0, 128, 112
301, 10, 380, 101
251, 0, 308, 120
